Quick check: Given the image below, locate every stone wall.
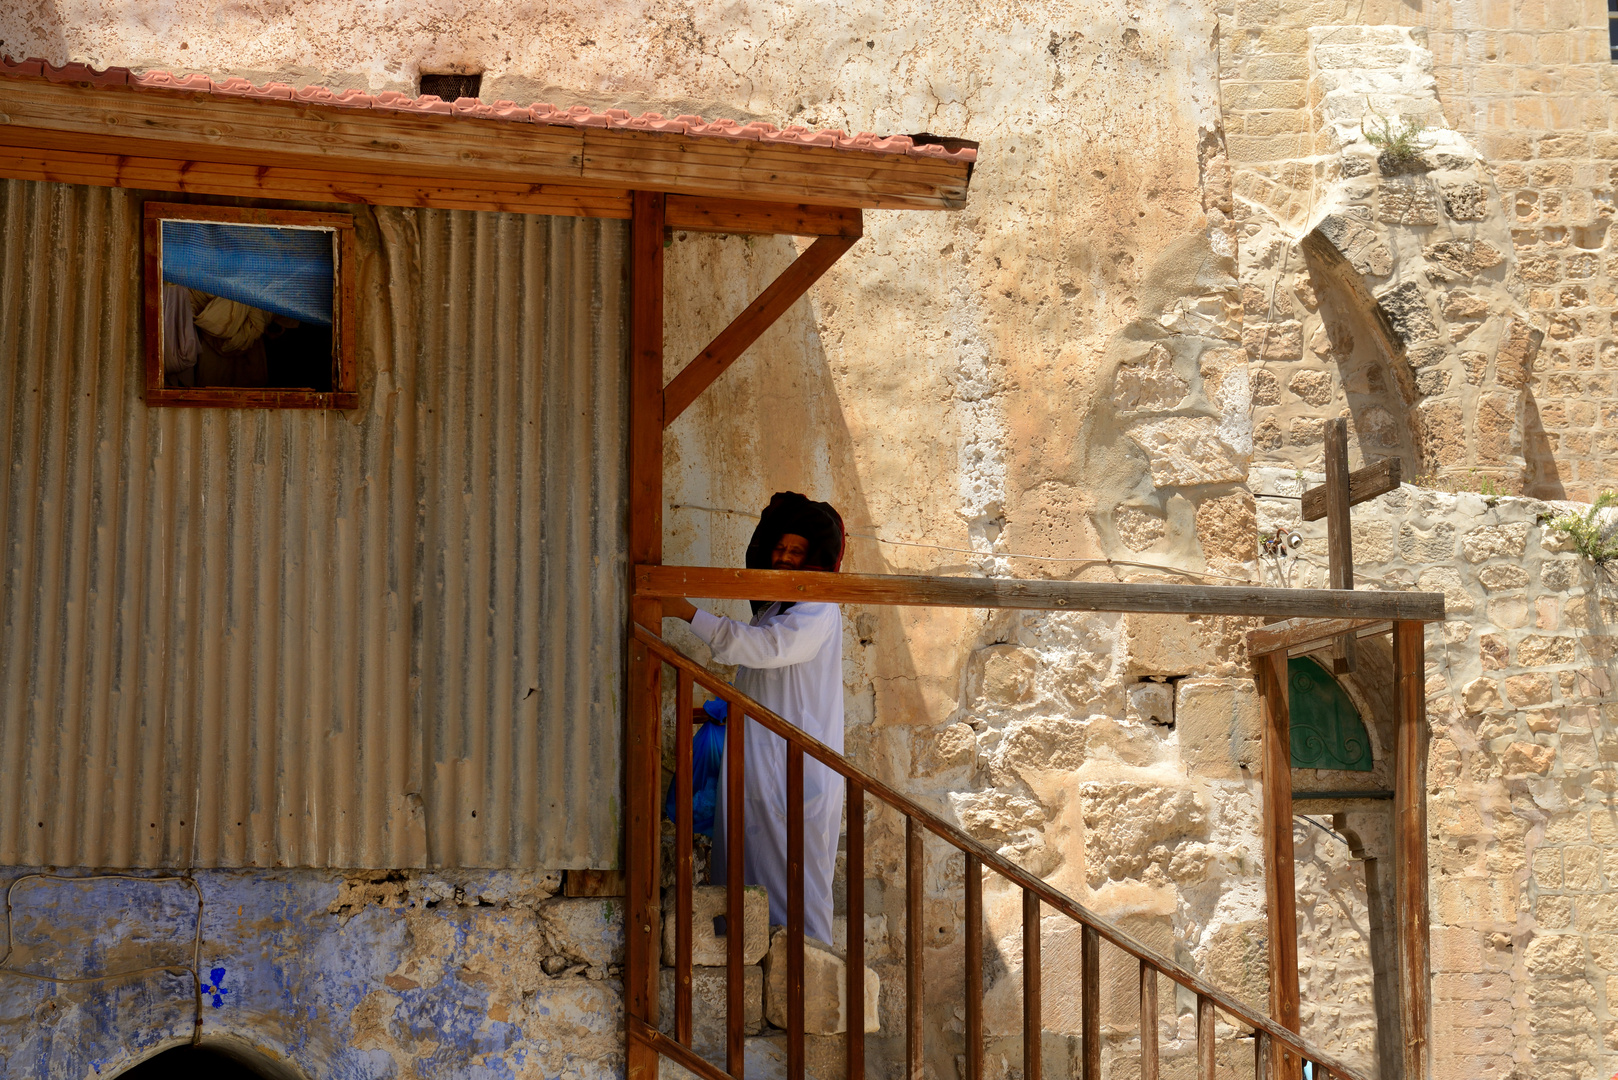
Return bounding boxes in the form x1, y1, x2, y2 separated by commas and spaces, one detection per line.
1257, 466, 1618, 1080
0, 868, 624, 1078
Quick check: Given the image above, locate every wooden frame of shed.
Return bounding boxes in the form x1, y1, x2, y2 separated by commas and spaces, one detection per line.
0, 60, 1442, 1080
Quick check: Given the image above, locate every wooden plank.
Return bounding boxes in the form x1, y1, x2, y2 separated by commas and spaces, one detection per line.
965, 856, 983, 1080
1322, 418, 1358, 675
907, 819, 924, 1080
1301, 458, 1401, 521
0, 133, 632, 217
625, 190, 665, 1080
1023, 889, 1041, 1080
1245, 618, 1390, 658
847, 781, 866, 1080
1139, 961, 1159, 1080
787, 747, 806, 1080
662, 234, 858, 425
1196, 996, 1216, 1080
0, 77, 973, 211
1255, 1031, 1272, 1080
1081, 926, 1099, 1080
1256, 651, 1302, 1080
637, 566, 1447, 622
1394, 621, 1431, 1080
675, 668, 695, 1047
634, 625, 1378, 1080
563, 869, 626, 897
665, 195, 864, 237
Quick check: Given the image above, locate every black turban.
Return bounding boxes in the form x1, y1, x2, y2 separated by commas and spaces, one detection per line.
745, 491, 845, 615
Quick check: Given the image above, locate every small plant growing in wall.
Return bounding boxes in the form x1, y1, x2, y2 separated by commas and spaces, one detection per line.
1361, 101, 1433, 167
1545, 490, 1618, 569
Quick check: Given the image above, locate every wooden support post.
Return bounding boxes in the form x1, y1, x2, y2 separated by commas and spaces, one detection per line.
1394, 620, 1431, 1080
625, 189, 666, 1080
1322, 418, 1357, 674
1196, 996, 1216, 1080
1139, 961, 1159, 1080
675, 669, 695, 1046
787, 747, 806, 1080
1256, 650, 1302, 1080
1024, 889, 1041, 1080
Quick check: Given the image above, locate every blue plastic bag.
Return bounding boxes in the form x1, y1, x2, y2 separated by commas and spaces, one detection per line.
666, 699, 728, 837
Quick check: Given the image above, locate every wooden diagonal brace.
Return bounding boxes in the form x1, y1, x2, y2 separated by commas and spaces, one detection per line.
662, 232, 859, 426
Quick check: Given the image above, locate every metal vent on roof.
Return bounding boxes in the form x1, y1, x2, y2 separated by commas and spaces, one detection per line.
419, 71, 481, 101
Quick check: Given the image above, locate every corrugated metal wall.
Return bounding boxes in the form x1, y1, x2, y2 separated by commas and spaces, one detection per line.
0, 180, 627, 869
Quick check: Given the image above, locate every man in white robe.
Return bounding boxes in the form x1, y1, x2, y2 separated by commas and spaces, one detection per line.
667, 492, 845, 944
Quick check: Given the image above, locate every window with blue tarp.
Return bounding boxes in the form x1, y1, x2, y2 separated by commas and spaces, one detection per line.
161, 220, 335, 326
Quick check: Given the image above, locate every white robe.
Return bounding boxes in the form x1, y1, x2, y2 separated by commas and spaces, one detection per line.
690, 601, 843, 943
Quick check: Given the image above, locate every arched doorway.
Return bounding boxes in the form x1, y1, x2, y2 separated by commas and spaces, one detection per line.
118, 1041, 302, 1080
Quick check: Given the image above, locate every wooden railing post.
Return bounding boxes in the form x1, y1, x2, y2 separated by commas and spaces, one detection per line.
1139, 960, 1158, 1080
726, 703, 747, 1079
1024, 889, 1041, 1080
1081, 926, 1099, 1080
1394, 620, 1431, 1080
847, 780, 866, 1080
906, 818, 924, 1080
965, 855, 983, 1080
787, 747, 806, 1080
1256, 649, 1302, 1080
1197, 995, 1216, 1080
675, 669, 695, 1046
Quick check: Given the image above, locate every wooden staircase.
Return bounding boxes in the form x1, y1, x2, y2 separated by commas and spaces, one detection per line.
629, 625, 1376, 1080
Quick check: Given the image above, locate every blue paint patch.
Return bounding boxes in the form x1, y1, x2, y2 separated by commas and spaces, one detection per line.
201, 967, 230, 1008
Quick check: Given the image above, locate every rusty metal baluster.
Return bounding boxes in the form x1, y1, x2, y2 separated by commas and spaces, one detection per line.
727, 703, 747, 1080
965, 855, 983, 1080
675, 669, 694, 1046
1082, 925, 1098, 1080
847, 779, 865, 1080
1024, 889, 1040, 1080
787, 745, 806, 1080
906, 817, 923, 1080
1139, 960, 1158, 1080
1197, 995, 1215, 1080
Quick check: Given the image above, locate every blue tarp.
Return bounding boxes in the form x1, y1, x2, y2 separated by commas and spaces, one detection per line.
161, 220, 334, 326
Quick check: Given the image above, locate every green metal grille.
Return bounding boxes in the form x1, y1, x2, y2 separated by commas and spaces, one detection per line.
1288, 656, 1373, 771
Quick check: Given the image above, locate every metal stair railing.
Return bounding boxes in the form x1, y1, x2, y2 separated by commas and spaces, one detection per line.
630, 624, 1371, 1080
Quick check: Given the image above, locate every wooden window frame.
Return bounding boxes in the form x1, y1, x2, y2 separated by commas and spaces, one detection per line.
142, 201, 359, 409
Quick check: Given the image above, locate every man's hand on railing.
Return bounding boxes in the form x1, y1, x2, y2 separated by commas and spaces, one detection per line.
665, 597, 698, 622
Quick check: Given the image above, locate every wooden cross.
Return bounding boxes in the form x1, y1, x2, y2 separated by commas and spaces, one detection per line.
1299, 418, 1402, 674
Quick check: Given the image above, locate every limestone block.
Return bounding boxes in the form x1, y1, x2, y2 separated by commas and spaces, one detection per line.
1123, 613, 1216, 676
1242, 319, 1304, 361
1504, 673, 1554, 706
1175, 678, 1261, 780
1502, 741, 1555, 776
1440, 182, 1489, 221
1479, 634, 1509, 671
1424, 239, 1504, 280
1462, 678, 1504, 713
1486, 595, 1529, 629
978, 645, 1037, 706
1001, 714, 1088, 775
1080, 780, 1207, 885
1115, 506, 1167, 551
1287, 368, 1334, 406
1313, 213, 1393, 277
1127, 417, 1248, 487
1474, 393, 1521, 463
658, 965, 764, 1056
1416, 566, 1476, 616
1401, 520, 1457, 562
758, 1034, 852, 1080
537, 897, 626, 972
1542, 559, 1582, 590
1352, 518, 1394, 562
1519, 635, 1576, 666
1377, 178, 1441, 225
1458, 349, 1488, 384
910, 722, 976, 781
1496, 315, 1541, 389
1377, 281, 1440, 345
1125, 681, 1174, 728
1113, 343, 1189, 411
1478, 563, 1530, 590
762, 928, 879, 1034
661, 885, 770, 967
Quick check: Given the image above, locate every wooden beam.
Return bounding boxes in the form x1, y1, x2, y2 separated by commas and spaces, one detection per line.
625, 190, 666, 1080
665, 195, 863, 237
1301, 458, 1401, 522
1256, 651, 1303, 1080
636, 565, 1447, 621
1322, 419, 1358, 674
0, 76, 973, 211
1393, 621, 1431, 1080
661, 234, 858, 425
1246, 618, 1392, 658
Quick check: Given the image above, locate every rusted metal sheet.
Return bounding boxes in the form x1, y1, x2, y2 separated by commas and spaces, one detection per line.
0, 180, 627, 869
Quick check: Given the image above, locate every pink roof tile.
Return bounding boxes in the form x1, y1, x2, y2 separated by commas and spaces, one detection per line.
2, 55, 976, 165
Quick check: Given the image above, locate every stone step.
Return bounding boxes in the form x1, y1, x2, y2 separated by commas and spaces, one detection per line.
662, 884, 770, 967
762, 928, 879, 1036
657, 964, 764, 1058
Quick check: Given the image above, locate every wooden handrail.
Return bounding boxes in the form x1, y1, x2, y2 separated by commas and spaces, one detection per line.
635, 565, 1445, 621
632, 624, 1375, 1080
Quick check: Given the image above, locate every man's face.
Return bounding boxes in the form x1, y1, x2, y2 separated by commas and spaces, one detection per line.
771, 533, 812, 570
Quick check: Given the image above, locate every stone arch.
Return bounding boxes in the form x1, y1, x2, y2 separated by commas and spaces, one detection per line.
115, 1036, 310, 1080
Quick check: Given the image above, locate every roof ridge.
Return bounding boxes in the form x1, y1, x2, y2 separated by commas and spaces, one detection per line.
0, 54, 976, 163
